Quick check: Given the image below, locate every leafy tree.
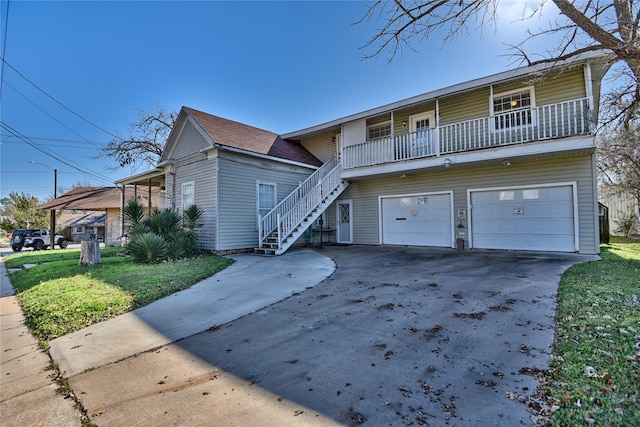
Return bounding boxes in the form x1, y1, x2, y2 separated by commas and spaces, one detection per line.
99, 105, 178, 169
5, 192, 49, 229
360, 0, 639, 128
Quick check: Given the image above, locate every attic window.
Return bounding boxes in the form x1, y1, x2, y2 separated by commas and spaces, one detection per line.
367, 122, 392, 140
492, 87, 535, 130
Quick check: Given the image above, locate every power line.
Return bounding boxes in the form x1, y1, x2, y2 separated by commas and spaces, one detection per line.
1, 139, 97, 150
0, 0, 9, 101
0, 58, 123, 141
0, 121, 114, 185
0, 134, 104, 146
3, 80, 103, 147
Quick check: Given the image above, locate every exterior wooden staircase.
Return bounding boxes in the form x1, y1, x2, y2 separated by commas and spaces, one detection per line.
255, 158, 348, 255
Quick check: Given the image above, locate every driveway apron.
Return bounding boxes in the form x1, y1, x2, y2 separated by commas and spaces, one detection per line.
64, 246, 596, 426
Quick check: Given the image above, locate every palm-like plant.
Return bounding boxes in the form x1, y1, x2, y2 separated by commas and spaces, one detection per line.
182, 205, 205, 240
121, 200, 205, 263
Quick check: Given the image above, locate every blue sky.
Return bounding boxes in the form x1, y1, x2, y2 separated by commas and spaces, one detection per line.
0, 0, 559, 201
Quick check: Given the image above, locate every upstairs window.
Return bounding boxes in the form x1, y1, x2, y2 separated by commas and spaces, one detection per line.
492, 88, 534, 129
367, 122, 391, 140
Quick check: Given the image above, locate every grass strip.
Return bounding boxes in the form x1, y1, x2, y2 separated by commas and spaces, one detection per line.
543, 238, 640, 425
6, 248, 233, 343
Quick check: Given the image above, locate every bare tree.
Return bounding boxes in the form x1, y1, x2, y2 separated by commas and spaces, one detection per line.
99, 105, 178, 169
597, 125, 640, 202
360, 0, 640, 128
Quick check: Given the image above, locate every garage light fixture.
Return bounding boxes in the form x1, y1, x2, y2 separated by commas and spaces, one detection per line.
502, 160, 511, 167
444, 158, 451, 168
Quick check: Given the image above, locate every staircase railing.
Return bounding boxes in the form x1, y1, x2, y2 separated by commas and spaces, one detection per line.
259, 157, 339, 248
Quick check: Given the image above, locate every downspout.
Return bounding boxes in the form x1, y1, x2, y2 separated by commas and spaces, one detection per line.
148, 177, 152, 211
435, 98, 440, 156
119, 184, 125, 245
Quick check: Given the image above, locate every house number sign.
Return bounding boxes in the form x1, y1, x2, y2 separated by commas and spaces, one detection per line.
513, 206, 525, 215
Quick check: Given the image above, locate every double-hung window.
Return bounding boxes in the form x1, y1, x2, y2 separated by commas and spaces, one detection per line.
492, 88, 535, 130
367, 122, 391, 140
182, 181, 194, 210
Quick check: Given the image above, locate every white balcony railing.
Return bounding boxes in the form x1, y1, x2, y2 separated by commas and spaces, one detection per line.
343, 98, 592, 169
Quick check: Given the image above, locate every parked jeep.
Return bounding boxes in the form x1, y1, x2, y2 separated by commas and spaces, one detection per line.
10, 228, 68, 252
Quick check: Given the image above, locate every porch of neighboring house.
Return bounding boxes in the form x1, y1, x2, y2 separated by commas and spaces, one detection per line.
58, 211, 106, 242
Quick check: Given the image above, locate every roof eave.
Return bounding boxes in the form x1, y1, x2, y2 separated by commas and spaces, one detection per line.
282, 50, 615, 139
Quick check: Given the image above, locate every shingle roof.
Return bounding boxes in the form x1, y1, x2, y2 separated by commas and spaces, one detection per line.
38, 186, 159, 210
58, 211, 105, 228
184, 107, 322, 166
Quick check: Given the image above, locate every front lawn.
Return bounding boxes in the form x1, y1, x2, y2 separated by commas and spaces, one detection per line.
5, 247, 233, 344
542, 237, 640, 425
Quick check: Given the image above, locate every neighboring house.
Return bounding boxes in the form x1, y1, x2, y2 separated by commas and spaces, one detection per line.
599, 190, 640, 236
38, 186, 159, 246
58, 211, 106, 242
120, 51, 613, 255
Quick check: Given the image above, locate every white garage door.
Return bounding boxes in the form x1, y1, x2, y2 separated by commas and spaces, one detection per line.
381, 193, 452, 247
470, 185, 576, 252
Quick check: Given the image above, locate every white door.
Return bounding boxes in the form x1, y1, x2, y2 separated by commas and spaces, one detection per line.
336, 200, 352, 243
470, 185, 576, 252
381, 193, 453, 247
410, 112, 435, 156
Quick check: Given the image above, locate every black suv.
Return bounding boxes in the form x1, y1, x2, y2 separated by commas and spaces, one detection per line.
10, 228, 68, 252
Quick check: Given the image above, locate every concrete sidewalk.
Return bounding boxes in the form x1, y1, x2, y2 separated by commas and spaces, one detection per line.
0, 258, 81, 426
49, 249, 335, 378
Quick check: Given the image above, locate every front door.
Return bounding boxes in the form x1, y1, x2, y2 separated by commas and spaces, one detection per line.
336, 200, 352, 243
410, 112, 435, 156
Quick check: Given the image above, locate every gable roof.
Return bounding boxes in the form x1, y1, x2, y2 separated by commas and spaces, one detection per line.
166, 107, 322, 167
37, 186, 159, 210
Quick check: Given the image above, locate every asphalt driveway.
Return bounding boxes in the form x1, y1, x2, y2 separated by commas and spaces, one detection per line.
61, 247, 594, 426
67, 246, 596, 426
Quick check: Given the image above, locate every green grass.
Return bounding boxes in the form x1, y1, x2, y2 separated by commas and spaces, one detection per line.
544, 237, 640, 425
5, 247, 233, 343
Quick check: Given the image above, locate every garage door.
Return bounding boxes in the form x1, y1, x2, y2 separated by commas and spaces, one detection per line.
381, 193, 452, 247
470, 185, 576, 252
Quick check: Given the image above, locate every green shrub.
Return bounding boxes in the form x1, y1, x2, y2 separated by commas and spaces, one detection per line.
166, 232, 199, 259
128, 232, 168, 264
145, 208, 182, 240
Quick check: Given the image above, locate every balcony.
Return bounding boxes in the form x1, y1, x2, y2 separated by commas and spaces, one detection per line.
342, 98, 592, 170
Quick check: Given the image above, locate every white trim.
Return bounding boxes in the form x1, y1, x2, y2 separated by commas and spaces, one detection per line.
256, 180, 277, 228
336, 199, 353, 244
367, 120, 392, 140
341, 135, 594, 180
409, 111, 435, 132
467, 182, 579, 252
181, 181, 195, 210
378, 191, 455, 248
490, 86, 537, 131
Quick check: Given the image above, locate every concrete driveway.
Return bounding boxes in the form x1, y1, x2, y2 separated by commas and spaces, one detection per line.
62, 246, 596, 426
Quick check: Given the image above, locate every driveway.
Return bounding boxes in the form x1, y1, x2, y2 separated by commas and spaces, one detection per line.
62, 246, 596, 426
